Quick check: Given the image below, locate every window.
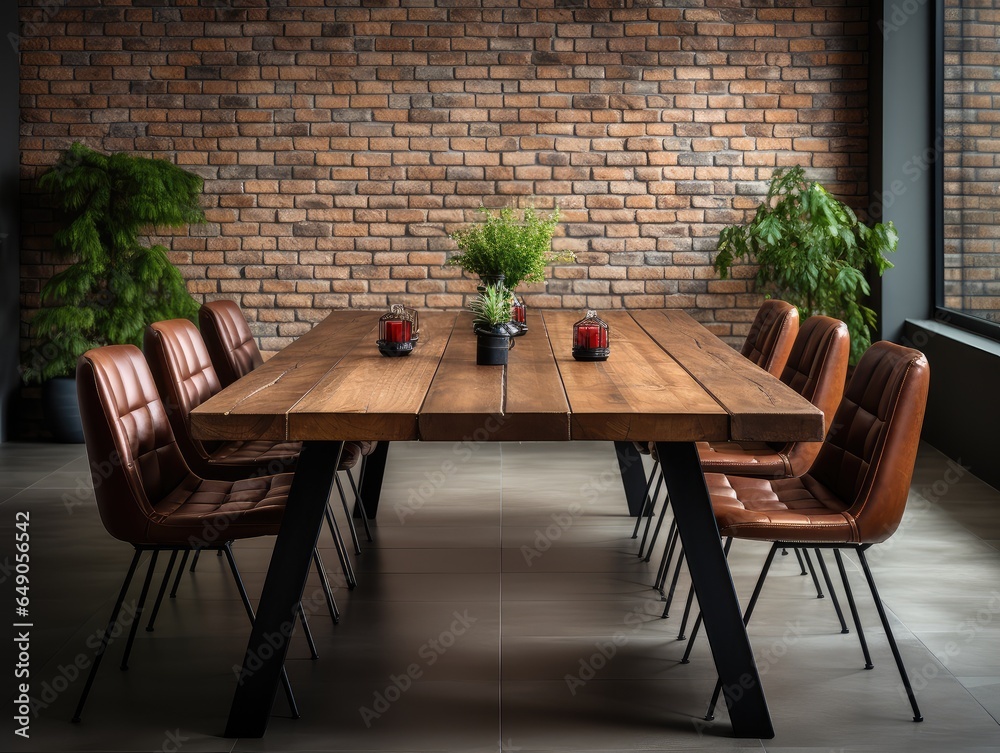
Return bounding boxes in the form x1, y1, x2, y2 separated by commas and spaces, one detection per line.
939, 0, 1000, 335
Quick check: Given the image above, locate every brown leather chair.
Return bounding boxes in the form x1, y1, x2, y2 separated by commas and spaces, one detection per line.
144, 318, 366, 589
198, 300, 378, 552
72, 345, 326, 722
199, 298, 263, 388
740, 298, 799, 378
641, 316, 850, 582
693, 341, 930, 723
633, 299, 800, 549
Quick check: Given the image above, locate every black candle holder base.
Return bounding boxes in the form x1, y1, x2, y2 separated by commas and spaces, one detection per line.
572, 346, 610, 362
377, 339, 416, 357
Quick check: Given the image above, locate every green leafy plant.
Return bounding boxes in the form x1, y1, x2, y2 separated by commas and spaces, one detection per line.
447, 205, 571, 290
470, 284, 514, 328
714, 166, 897, 364
22, 142, 205, 382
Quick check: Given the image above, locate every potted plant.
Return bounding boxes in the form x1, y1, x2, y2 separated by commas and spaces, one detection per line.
447, 204, 570, 295
21, 142, 205, 441
713, 166, 897, 365
470, 284, 516, 366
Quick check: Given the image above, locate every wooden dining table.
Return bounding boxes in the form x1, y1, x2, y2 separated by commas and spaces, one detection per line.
191, 308, 824, 740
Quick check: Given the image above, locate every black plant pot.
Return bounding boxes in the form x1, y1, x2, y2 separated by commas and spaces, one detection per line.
475, 325, 514, 366
41, 377, 85, 443
476, 274, 505, 293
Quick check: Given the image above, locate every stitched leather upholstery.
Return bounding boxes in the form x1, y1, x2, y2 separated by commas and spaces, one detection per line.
740, 299, 799, 378
144, 319, 364, 480
709, 341, 929, 544
76, 345, 291, 545
698, 315, 850, 478
199, 299, 264, 388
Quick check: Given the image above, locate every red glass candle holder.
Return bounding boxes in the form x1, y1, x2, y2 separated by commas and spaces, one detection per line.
510, 297, 527, 335
377, 304, 416, 357
572, 310, 610, 361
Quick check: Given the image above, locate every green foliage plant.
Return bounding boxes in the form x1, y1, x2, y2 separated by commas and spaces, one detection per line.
447, 205, 571, 290
23, 142, 205, 382
470, 284, 514, 329
713, 166, 897, 364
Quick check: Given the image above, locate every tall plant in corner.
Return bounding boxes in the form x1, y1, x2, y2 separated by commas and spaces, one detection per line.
714, 166, 897, 364
23, 142, 205, 382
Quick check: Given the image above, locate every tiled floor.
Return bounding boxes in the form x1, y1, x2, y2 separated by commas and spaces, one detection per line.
2, 440, 1000, 752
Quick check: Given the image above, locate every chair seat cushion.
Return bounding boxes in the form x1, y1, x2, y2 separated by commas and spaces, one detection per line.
147, 472, 294, 544
706, 473, 856, 543
207, 439, 364, 473
697, 441, 789, 478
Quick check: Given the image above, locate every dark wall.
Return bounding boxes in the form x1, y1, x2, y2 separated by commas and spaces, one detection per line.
903, 320, 1000, 491
877, 0, 934, 340
1, 2, 20, 441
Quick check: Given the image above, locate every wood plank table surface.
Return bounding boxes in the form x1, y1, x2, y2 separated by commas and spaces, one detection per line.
191, 309, 825, 740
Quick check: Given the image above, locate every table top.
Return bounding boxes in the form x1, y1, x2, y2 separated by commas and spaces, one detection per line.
190, 309, 825, 444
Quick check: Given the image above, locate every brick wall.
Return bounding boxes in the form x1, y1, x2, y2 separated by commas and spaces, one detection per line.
19, 0, 869, 360
942, 0, 1000, 323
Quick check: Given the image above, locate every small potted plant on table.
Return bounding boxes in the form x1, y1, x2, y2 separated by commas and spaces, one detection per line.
470, 284, 516, 366
447, 205, 570, 334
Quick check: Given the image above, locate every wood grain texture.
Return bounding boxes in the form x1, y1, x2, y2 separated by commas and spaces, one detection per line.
287, 311, 457, 441
192, 308, 822, 446
630, 309, 825, 442
190, 311, 380, 441
417, 313, 570, 442
543, 310, 731, 442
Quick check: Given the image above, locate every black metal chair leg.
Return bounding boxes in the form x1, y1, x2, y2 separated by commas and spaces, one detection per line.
677, 580, 696, 640
793, 547, 808, 575
346, 467, 374, 543
189, 548, 201, 572
298, 603, 318, 660
223, 543, 300, 719
680, 612, 702, 663
335, 472, 362, 556
313, 548, 341, 624
800, 548, 825, 598
631, 459, 659, 539
637, 468, 664, 558
705, 543, 779, 721
169, 549, 190, 598
654, 520, 678, 594
324, 502, 357, 590
145, 550, 178, 632
679, 539, 730, 656
814, 549, 849, 633
834, 549, 874, 669
72, 549, 143, 722
661, 543, 686, 617
120, 550, 159, 670
643, 486, 672, 562
857, 548, 924, 722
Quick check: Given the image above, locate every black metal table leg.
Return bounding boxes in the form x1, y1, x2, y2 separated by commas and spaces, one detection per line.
224, 441, 344, 738
653, 441, 774, 739
615, 440, 648, 517
357, 440, 389, 519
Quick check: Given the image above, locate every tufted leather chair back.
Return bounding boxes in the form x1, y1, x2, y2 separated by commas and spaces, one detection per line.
807, 341, 930, 543
198, 300, 263, 388
777, 316, 850, 475
144, 319, 223, 464
77, 345, 192, 544
741, 299, 799, 378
